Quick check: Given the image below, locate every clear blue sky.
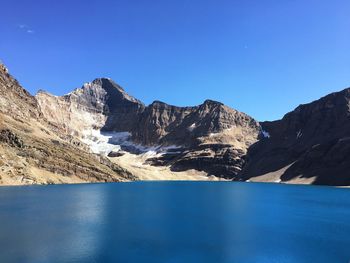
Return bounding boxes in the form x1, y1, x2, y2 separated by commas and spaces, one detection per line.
1, 0, 349, 121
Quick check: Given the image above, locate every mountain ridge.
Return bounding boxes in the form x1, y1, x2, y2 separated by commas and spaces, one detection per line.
240, 86, 350, 185
36, 74, 350, 185
2, 60, 350, 185
36, 76, 261, 179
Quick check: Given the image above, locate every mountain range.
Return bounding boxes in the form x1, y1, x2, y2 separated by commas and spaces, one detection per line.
1, 61, 349, 186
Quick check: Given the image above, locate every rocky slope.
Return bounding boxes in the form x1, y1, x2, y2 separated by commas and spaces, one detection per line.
0, 63, 41, 119
145, 100, 261, 178
0, 63, 136, 185
37, 78, 261, 179
240, 88, 350, 186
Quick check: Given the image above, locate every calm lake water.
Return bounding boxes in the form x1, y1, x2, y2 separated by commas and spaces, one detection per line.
0, 182, 349, 263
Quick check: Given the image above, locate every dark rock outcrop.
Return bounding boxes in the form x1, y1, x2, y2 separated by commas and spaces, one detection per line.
173, 145, 246, 178
108, 151, 126, 157
0, 129, 24, 148
88, 78, 145, 132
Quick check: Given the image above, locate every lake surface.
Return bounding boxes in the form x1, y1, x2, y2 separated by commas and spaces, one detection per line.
0, 182, 349, 263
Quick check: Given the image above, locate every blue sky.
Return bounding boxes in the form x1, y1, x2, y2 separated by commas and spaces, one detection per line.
1, 0, 349, 121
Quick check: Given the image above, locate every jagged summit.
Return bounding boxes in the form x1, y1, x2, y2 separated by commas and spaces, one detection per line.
150, 100, 172, 106
202, 99, 224, 106
73, 77, 144, 106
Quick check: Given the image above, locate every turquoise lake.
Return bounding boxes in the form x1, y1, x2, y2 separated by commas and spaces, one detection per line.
0, 181, 349, 263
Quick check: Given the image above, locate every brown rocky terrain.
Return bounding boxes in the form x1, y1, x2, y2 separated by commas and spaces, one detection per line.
0, 63, 136, 185
144, 100, 260, 178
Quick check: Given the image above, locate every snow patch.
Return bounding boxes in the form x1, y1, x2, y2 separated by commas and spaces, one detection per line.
274, 179, 282, 183
188, 123, 196, 132
81, 129, 181, 156
81, 130, 129, 155
261, 130, 270, 138
296, 130, 302, 138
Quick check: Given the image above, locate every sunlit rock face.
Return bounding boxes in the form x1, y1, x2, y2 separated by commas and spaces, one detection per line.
0, 63, 135, 185
36, 78, 145, 136
37, 78, 261, 179
241, 88, 350, 185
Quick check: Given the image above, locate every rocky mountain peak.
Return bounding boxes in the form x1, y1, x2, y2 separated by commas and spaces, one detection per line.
202, 99, 224, 107
0, 62, 9, 74
0, 61, 136, 185
0, 62, 40, 119
150, 100, 168, 107
82, 78, 144, 106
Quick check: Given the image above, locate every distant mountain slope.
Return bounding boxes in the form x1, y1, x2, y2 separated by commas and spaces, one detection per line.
0, 63, 136, 185
240, 88, 350, 185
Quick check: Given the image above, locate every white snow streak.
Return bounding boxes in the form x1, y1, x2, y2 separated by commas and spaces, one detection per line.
261, 130, 270, 138
81, 129, 181, 156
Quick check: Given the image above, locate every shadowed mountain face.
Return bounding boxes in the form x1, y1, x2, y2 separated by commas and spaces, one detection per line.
94, 78, 145, 132
240, 88, 350, 185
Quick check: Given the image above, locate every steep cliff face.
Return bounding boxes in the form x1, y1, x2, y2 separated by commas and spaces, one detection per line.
163, 100, 260, 146
0, 63, 136, 185
241, 88, 350, 185
132, 101, 196, 145
36, 78, 144, 136
146, 100, 261, 178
